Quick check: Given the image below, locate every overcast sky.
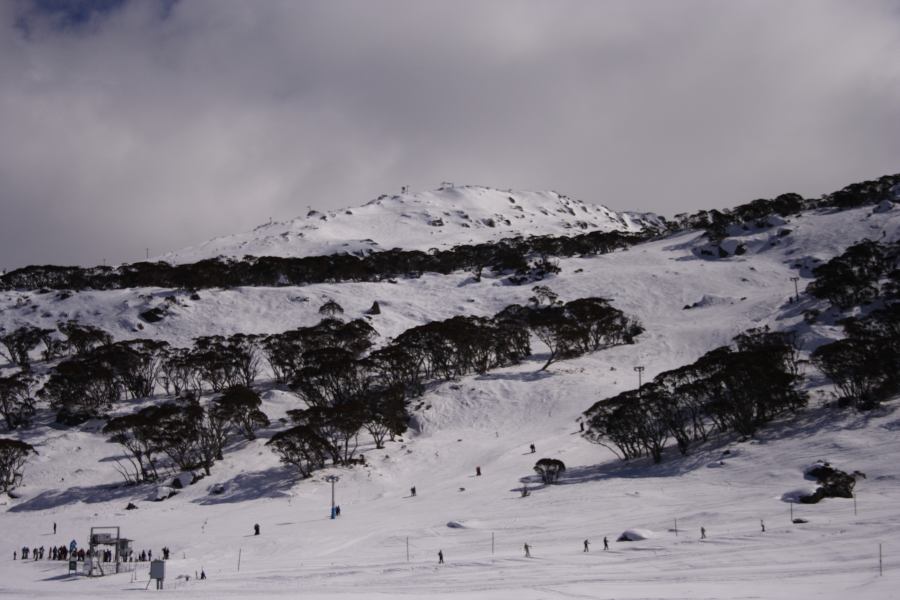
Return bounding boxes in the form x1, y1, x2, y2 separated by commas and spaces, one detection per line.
2, 0, 900, 269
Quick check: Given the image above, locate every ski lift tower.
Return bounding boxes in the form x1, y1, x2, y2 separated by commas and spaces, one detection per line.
87, 526, 133, 576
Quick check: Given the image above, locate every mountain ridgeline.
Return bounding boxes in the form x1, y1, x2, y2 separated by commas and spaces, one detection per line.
3, 173, 897, 293
1, 170, 900, 497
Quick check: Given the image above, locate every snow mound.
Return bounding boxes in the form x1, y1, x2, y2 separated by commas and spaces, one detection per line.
153, 486, 177, 501
617, 528, 654, 541
446, 520, 486, 529
780, 487, 819, 503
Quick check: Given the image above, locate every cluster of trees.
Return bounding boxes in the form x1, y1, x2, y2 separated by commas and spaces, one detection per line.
671, 193, 807, 242
498, 297, 643, 370
804, 237, 900, 410
40, 339, 168, 424
3, 291, 640, 482
582, 329, 805, 463
0, 438, 36, 493
0, 230, 647, 292
824, 173, 900, 210
0, 320, 111, 369
813, 303, 900, 411
806, 239, 900, 309
262, 318, 376, 384
36, 319, 372, 424
0, 372, 36, 430
103, 386, 269, 483
669, 172, 900, 243
269, 296, 641, 478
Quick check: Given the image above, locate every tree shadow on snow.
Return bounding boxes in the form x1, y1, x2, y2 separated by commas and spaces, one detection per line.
516, 437, 742, 490
474, 366, 554, 383
518, 401, 899, 492
192, 466, 295, 505
9, 481, 153, 513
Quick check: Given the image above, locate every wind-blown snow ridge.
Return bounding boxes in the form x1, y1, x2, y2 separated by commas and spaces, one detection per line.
160, 185, 660, 263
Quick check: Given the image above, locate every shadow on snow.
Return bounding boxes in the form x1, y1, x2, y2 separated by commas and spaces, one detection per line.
192, 466, 295, 505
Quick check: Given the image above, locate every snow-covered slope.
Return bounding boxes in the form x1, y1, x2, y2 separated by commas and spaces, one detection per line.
2, 202, 900, 599
160, 185, 660, 263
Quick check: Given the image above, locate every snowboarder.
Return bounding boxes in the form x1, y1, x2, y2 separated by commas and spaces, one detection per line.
53, 522, 56, 535
580, 422, 584, 432
335, 505, 341, 517
603, 536, 609, 551
700, 526, 706, 539
583, 539, 590, 552
760, 520, 765, 533
476, 466, 482, 476
410, 486, 416, 497
524, 543, 531, 558
254, 524, 260, 536
438, 550, 444, 564
200, 569, 206, 580
530, 443, 536, 454
13, 551, 16, 560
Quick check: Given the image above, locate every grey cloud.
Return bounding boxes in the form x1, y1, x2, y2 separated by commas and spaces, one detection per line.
1, 0, 899, 268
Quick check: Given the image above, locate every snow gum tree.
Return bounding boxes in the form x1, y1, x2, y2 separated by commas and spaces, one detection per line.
0, 438, 36, 493
533, 458, 566, 484
0, 372, 36, 431
211, 385, 269, 440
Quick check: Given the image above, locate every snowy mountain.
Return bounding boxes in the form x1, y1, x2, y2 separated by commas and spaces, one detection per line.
1, 179, 900, 599
160, 185, 661, 263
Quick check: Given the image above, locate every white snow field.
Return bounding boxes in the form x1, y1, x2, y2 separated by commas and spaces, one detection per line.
2, 200, 900, 599
159, 185, 659, 263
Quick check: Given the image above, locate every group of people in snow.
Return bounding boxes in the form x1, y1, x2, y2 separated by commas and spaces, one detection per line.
13, 543, 172, 565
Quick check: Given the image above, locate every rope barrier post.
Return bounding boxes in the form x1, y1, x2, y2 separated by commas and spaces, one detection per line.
492, 532, 495, 555
674, 518, 678, 536
406, 537, 409, 563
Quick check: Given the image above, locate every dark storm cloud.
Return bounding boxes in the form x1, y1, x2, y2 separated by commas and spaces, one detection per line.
1, 0, 900, 268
